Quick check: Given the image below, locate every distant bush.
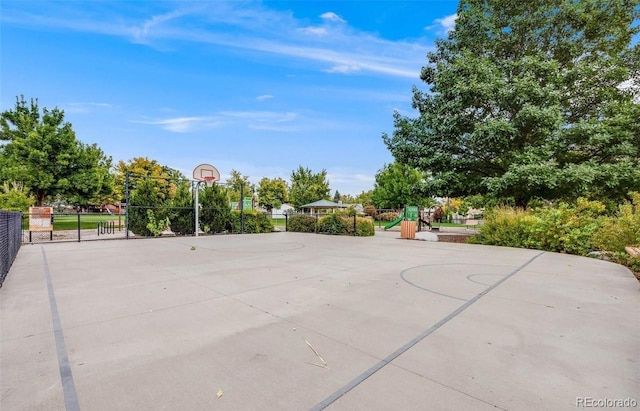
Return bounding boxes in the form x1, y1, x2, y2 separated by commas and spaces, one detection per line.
377, 211, 400, 222
470, 195, 640, 275
316, 214, 374, 236
467, 207, 535, 248
469, 198, 607, 255
592, 193, 640, 272
355, 217, 375, 236
231, 211, 273, 233
363, 204, 378, 218
288, 214, 317, 233
318, 214, 349, 235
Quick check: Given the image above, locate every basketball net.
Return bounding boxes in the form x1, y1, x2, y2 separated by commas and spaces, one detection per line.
203, 176, 216, 187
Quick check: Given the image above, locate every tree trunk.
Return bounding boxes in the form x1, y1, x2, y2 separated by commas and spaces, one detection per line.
36, 191, 46, 207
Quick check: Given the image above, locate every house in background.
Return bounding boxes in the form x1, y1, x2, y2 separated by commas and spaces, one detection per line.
270, 203, 294, 217
298, 199, 348, 214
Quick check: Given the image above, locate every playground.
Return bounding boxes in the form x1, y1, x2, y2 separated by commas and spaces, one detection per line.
1, 232, 638, 410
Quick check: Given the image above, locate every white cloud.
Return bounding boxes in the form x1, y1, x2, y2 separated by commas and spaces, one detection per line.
219, 111, 297, 123
299, 26, 328, 36
131, 9, 192, 44
133, 116, 220, 133
256, 94, 274, 101
427, 13, 458, 33
64, 102, 116, 113
320, 12, 345, 23
324, 64, 362, 74
2, 1, 430, 79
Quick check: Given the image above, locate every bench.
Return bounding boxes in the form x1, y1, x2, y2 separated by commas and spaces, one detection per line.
625, 247, 640, 257
465, 219, 481, 229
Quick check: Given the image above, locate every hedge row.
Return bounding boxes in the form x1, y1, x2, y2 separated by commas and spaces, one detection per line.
288, 214, 374, 236
130, 208, 273, 236
469, 194, 640, 272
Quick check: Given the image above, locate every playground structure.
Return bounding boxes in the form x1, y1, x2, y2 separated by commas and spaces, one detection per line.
384, 206, 440, 232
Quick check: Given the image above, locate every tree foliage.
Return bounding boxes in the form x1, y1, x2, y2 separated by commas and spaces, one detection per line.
288, 166, 331, 207
115, 157, 184, 202
199, 183, 231, 233
371, 162, 429, 209
355, 190, 374, 205
383, 0, 640, 206
0, 96, 113, 206
226, 169, 253, 202
257, 177, 288, 211
0, 181, 33, 211
128, 178, 165, 236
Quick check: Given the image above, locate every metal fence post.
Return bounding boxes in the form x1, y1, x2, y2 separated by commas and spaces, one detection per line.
353, 214, 357, 236
125, 171, 130, 239
285, 213, 288, 232
240, 185, 244, 234
77, 212, 81, 242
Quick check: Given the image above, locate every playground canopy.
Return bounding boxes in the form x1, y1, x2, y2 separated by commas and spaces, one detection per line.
299, 199, 348, 214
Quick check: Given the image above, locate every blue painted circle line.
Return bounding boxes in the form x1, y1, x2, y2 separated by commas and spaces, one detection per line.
310, 252, 545, 411
400, 263, 513, 302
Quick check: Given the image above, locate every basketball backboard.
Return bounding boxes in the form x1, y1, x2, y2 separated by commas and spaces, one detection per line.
192, 164, 220, 186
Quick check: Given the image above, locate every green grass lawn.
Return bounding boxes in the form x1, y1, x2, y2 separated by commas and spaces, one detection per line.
270, 218, 287, 227
24, 214, 125, 230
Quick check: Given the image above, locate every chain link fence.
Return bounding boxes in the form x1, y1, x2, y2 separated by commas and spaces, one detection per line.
1, 211, 22, 287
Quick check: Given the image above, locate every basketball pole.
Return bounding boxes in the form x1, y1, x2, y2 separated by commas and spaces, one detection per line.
194, 181, 201, 237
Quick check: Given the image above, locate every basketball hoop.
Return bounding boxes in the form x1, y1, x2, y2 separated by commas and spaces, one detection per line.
193, 163, 220, 187
203, 176, 216, 187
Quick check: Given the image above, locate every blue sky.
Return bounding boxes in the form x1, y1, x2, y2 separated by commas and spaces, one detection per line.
1, 0, 459, 196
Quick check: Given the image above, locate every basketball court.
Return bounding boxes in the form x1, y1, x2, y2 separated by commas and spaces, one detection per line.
1, 232, 638, 410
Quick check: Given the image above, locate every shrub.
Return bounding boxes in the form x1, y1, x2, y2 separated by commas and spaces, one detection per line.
167, 183, 194, 235
316, 214, 374, 236
468, 207, 536, 248
129, 179, 166, 236
530, 198, 605, 255
355, 217, 374, 236
200, 185, 232, 233
146, 209, 170, 237
469, 198, 607, 255
363, 204, 378, 218
288, 214, 317, 233
377, 211, 400, 222
318, 214, 350, 235
231, 211, 273, 233
468, 194, 640, 275
592, 193, 640, 270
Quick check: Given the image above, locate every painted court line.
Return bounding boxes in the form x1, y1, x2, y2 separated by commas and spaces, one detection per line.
41, 246, 81, 411
310, 251, 545, 411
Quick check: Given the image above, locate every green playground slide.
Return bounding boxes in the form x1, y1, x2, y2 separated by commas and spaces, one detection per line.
384, 215, 404, 230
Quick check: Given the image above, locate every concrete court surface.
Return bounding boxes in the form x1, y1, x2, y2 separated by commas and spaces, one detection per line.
1, 232, 638, 411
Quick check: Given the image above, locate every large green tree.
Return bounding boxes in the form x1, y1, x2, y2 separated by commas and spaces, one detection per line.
199, 183, 231, 233
226, 169, 253, 202
371, 162, 429, 209
355, 190, 374, 205
0, 96, 113, 206
257, 177, 288, 211
288, 166, 331, 207
115, 157, 184, 202
383, 0, 640, 206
